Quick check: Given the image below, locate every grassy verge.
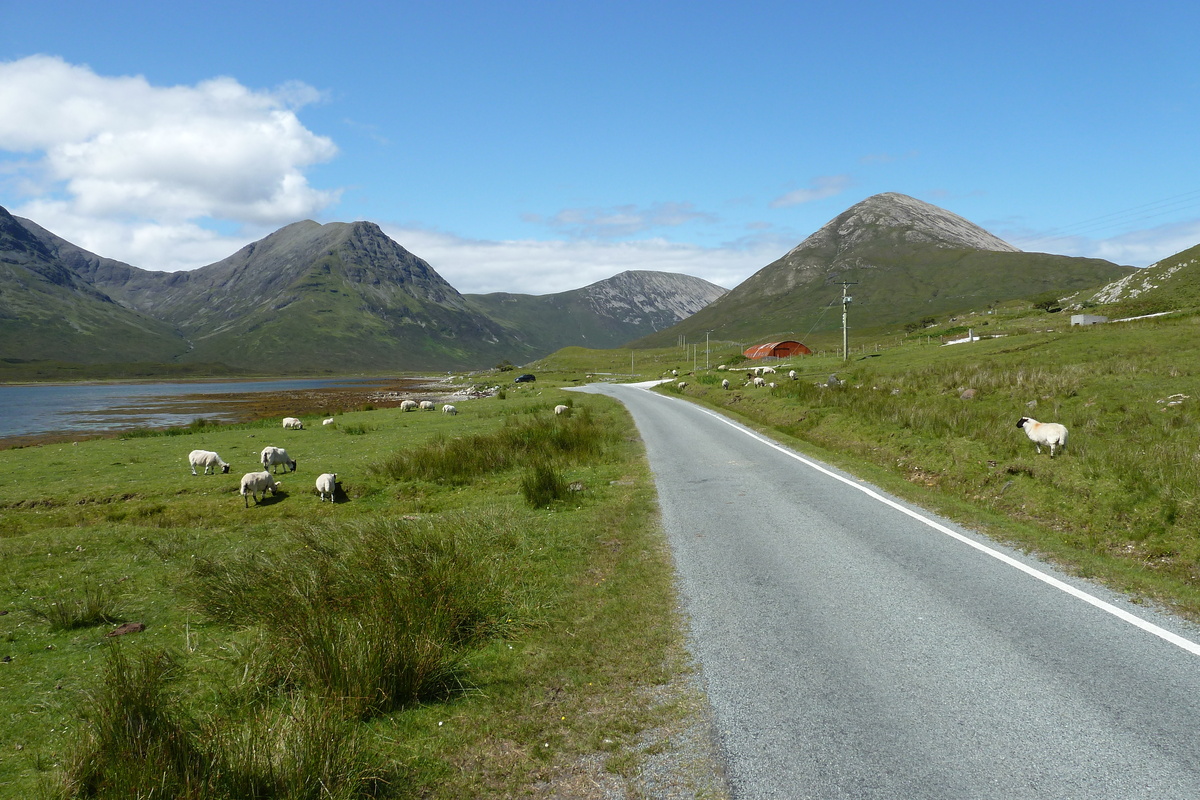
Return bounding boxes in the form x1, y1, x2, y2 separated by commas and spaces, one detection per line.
661, 311, 1200, 621
0, 391, 723, 797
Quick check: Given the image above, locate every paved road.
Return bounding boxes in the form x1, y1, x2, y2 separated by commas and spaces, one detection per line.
577, 381, 1200, 799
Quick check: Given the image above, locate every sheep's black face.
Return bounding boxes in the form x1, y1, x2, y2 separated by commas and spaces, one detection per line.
1016, 417, 1029, 429
221, 464, 230, 473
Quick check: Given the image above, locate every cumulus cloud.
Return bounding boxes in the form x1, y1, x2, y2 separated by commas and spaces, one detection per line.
769, 175, 853, 209
524, 201, 718, 239
381, 225, 788, 295
0, 55, 338, 267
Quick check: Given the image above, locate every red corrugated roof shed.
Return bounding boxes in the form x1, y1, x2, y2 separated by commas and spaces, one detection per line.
743, 341, 812, 359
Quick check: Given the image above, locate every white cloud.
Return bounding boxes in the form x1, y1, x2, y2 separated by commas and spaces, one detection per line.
524, 201, 718, 239
381, 225, 788, 295
769, 175, 853, 208
0, 55, 338, 265
1007, 217, 1200, 268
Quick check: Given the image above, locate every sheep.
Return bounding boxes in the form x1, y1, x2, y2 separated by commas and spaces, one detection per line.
554, 404, 570, 415
189, 449, 230, 475
322, 417, 334, 426
316, 472, 337, 502
282, 417, 303, 430
240, 471, 280, 507
721, 379, 730, 390
442, 404, 458, 415
752, 376, 766, 387
419, 400, 435, 411
760, 366, 776, 374
1017, 417, 1068, 456
678, 381, 688, 389
261, 445, 297, 473
400, 400, 419, 411
788, 370, 797, 380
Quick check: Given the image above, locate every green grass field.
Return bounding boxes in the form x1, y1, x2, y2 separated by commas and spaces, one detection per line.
0, 391, 721, 798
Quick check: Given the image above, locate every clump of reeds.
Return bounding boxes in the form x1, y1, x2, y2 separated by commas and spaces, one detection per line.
190, 513, 517, 719
371, 407, 609, 485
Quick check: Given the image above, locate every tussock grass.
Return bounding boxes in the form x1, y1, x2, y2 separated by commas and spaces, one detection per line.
371, 407, 611, 484
190, 514, 518, 718
30, 581, 122, 630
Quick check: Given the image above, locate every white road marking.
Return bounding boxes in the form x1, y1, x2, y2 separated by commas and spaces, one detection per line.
641, 387, 1200, 657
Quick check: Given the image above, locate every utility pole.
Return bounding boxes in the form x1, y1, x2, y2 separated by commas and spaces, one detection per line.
705, 331, 711, 370
840, 282, 857, 363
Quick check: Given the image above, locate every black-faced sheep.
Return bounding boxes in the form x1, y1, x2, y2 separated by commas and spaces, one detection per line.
316, 472, 337, 502
400, 400, 418, 412
442, 404, 458, 415
240, 471, 280, 506
188, 449, 230, 475
1017, 417, 1068, 456
282, 417, 303, 430
261, 445, 297, 473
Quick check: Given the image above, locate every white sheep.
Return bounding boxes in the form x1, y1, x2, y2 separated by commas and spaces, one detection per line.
788, 370, 797, 380
419, 400, 435, 411
442, 404, 458, 415
1017, 417, 1069, 456
261, 445, 297, 473
188, 449, 230, 475
316, 472, 337, 502
752, 376, 766, 387
282, 417, 303, 430
400, 400, 418, 412
322, 417, 335, 426
554, 404, 570, 415
240, 470, 280, 507
678, 381, 688, 389
721, 379, 730, 389
761, 366, 776, 374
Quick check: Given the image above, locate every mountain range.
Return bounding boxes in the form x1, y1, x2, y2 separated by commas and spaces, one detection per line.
0, 206, 725, 372
0, 192, 1161, 373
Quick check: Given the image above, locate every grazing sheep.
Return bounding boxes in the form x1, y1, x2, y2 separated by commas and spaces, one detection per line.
671, 369, 678, 376
678, 381, 688, 389
760, 366, 776, 374
261, 445, 297, 473
240, 471, 280, 507
788, 370, 797, 380
1017, 417, 1069, 456
752, 376, 766, 387
419, 400, 435, 411
322, 417, 334, 426
721, 378, 730, 390
554, 404, 570, 415
400, 400, 419, 412
188, 449, 230, 475
316, 472, 337, 502
282, 417, 303, 430
442, 404, 458, 415
717, 365, 727, 371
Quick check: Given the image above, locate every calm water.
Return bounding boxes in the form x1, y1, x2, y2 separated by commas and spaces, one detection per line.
0, 378, 391, 440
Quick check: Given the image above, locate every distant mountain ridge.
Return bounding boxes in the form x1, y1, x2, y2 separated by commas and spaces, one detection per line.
635, 193, 1136, 346
466, 270, 728, 351
0, 207, 726, 371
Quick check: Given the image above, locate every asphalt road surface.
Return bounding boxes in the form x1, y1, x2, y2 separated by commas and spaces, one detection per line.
577, 381, 1200, 800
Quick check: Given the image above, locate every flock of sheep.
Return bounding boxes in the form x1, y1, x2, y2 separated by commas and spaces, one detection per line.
187, 398, 574, 507
186, 413, 358, 507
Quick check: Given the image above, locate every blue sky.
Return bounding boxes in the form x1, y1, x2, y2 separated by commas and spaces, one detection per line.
2, 1, 1198, 294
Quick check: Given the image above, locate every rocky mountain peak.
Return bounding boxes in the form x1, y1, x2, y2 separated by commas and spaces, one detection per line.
791, 192, 1021, 256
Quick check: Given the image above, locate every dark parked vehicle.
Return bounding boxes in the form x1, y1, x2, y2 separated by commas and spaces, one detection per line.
514, 373, 536, 383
